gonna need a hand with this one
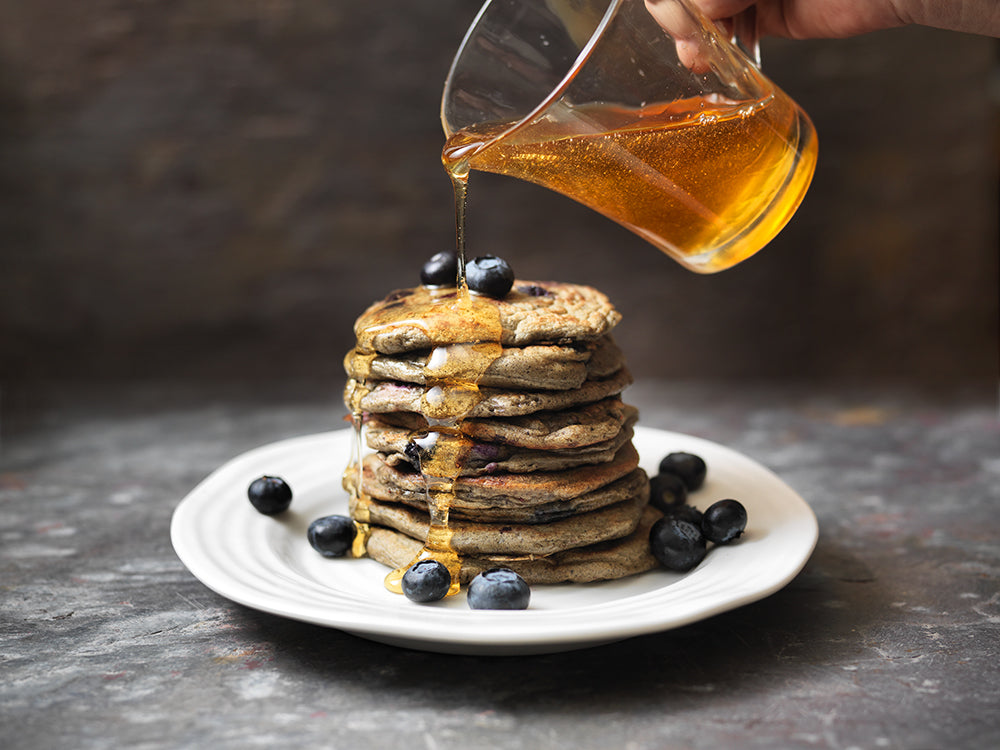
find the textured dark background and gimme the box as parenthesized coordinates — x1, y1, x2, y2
(1, 1, 996, 387)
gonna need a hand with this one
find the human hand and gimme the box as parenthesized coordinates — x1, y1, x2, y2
(648, 0, 1000, 40)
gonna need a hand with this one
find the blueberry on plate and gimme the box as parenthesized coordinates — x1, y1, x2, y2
(658, 452, 707, 492)
(467, 567, 530, 610)
(466, 255, 514, 298)
(307, 515, 357, 558)
(401, 559, 452, 603)
(661, 503, 704, 527)
(421, 251, 458, 287)
(649, 516, 707, 572)
(247, 475, 293, 515)
(648, 472, 688, 513)
(701, 499, 747, 544)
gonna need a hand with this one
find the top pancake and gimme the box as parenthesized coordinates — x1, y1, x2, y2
(354, 281, 621, 355)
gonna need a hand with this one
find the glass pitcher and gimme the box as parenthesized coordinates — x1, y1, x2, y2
(441, 0, 817, 273)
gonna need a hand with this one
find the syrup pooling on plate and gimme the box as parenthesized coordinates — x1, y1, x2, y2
(350, 284, 504, 595)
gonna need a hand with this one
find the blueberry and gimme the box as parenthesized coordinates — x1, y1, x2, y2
(401, 559, 452, 603)
(661, 503, 704, 527)
(421, 251, 458, 287)
(467, 567, 530, 610)
(403, 439, 422, 470)
(516, 284, 552, 297)
(648, 472, 688, 513)
(658, 452, 707, 491)
(383, 288, 411, 303)
(466, 255, 514, 298)
(307, 515, 357, 557)
(247, 475, 292, 515)
(701, 499, 747, 544)
(649, 516, 707, 572)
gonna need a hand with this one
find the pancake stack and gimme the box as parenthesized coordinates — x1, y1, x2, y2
(343, 280, 660, 585)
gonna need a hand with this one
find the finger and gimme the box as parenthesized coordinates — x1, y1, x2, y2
(685, 0, 757, 21)
(675, 39, 713, 74)
(644, 0, 704, 39)
(644, 0, 715, 72)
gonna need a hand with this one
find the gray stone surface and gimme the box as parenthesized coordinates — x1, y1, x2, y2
(2, 380, 998, 749)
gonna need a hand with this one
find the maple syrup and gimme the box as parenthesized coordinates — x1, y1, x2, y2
(347, 280, 503, 595)
(442, 93, 816, 272)
(345, 351, 375, 558)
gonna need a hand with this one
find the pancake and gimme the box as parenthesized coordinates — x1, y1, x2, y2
(358, 441, 639, 507)
(371, 399, 637, 451)
(353, 487, 648, 556)
(354, 281, 622, 355)
(364, 505, 663, 585)
(344, 335, 624, 391)
(345, 367, 632, 420)
(369, 414, 636, 476)
(363, 464, 648, 523)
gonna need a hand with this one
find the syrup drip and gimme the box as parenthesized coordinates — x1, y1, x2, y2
(381, 293, 503, 595)
(347, 165, 502, 594)
(345, 351, 375, 556)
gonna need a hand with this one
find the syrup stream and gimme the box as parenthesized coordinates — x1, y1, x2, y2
(451, 168, 469, 285)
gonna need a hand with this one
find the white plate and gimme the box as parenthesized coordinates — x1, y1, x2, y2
(171, 427, 817, 655)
